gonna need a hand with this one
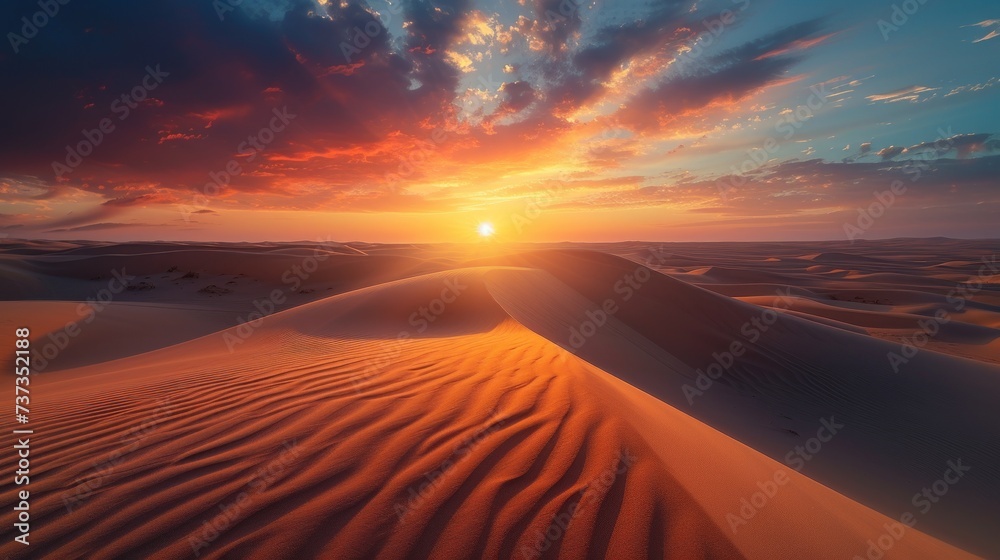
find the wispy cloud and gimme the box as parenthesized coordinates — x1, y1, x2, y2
(963, 19, 1000, 42)
(866, 85, 938, 103)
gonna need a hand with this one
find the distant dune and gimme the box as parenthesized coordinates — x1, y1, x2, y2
(1, 239, 998, 559)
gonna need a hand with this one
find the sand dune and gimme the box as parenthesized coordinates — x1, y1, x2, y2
(2, 239, 998, 559)
(0, 266, 977, 560)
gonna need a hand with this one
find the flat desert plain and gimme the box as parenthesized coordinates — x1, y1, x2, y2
(1, 238, 999, 559)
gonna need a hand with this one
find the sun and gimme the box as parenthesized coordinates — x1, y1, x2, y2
(477, 222, 495, 238)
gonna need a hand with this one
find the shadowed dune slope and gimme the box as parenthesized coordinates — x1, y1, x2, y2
(471, 251, 1000, 557)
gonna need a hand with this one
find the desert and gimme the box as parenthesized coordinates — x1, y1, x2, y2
(1, 238, 998, 559)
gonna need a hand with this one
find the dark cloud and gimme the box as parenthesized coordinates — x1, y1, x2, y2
(538, 2, 694, 114)
(846, 134, 997, 164)
(572, 2, 688, 78)
(494, 80, 536, 118)
(0, 0, 461, 198)
(403, 0, 472, 97)
(614, 54, 791, 130)
(530, 0, 586, 55)
(614, 18, 828, 131)
(907, 133, 996, 159)
(706, 18, 826, 65)
(877, 146, 905, 160)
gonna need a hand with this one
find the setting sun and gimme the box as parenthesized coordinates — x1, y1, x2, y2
(478, 222, 495, 238)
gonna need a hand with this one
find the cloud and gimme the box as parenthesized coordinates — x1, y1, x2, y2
(944, 76, 999, 97)
(529, 0, 586, 55)
(876, 146, 905, 160)
(528, 2, 695, 117)
(0, 213, 30, 230)
(963, 19, 1000, 42)
(403, 0, 473, 94)
(32, 204, 129, 231)
(490, 80, 537, 121)
(844, 133, 998, 163)
(866, 85, 938, 103)
(572, 2, 689, 78)
(44, 222, 148, 233)
(906, 133, 997, 159)
(0, 0, 499, 215)
(613, 18, 830, 131)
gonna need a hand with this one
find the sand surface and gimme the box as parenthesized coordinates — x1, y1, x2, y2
(1, 239, 998, 559)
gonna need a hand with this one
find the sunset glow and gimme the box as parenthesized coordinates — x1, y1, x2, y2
(0, 1, 997, 242)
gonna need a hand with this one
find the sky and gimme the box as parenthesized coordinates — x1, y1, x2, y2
(0, 0, 998, 243)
